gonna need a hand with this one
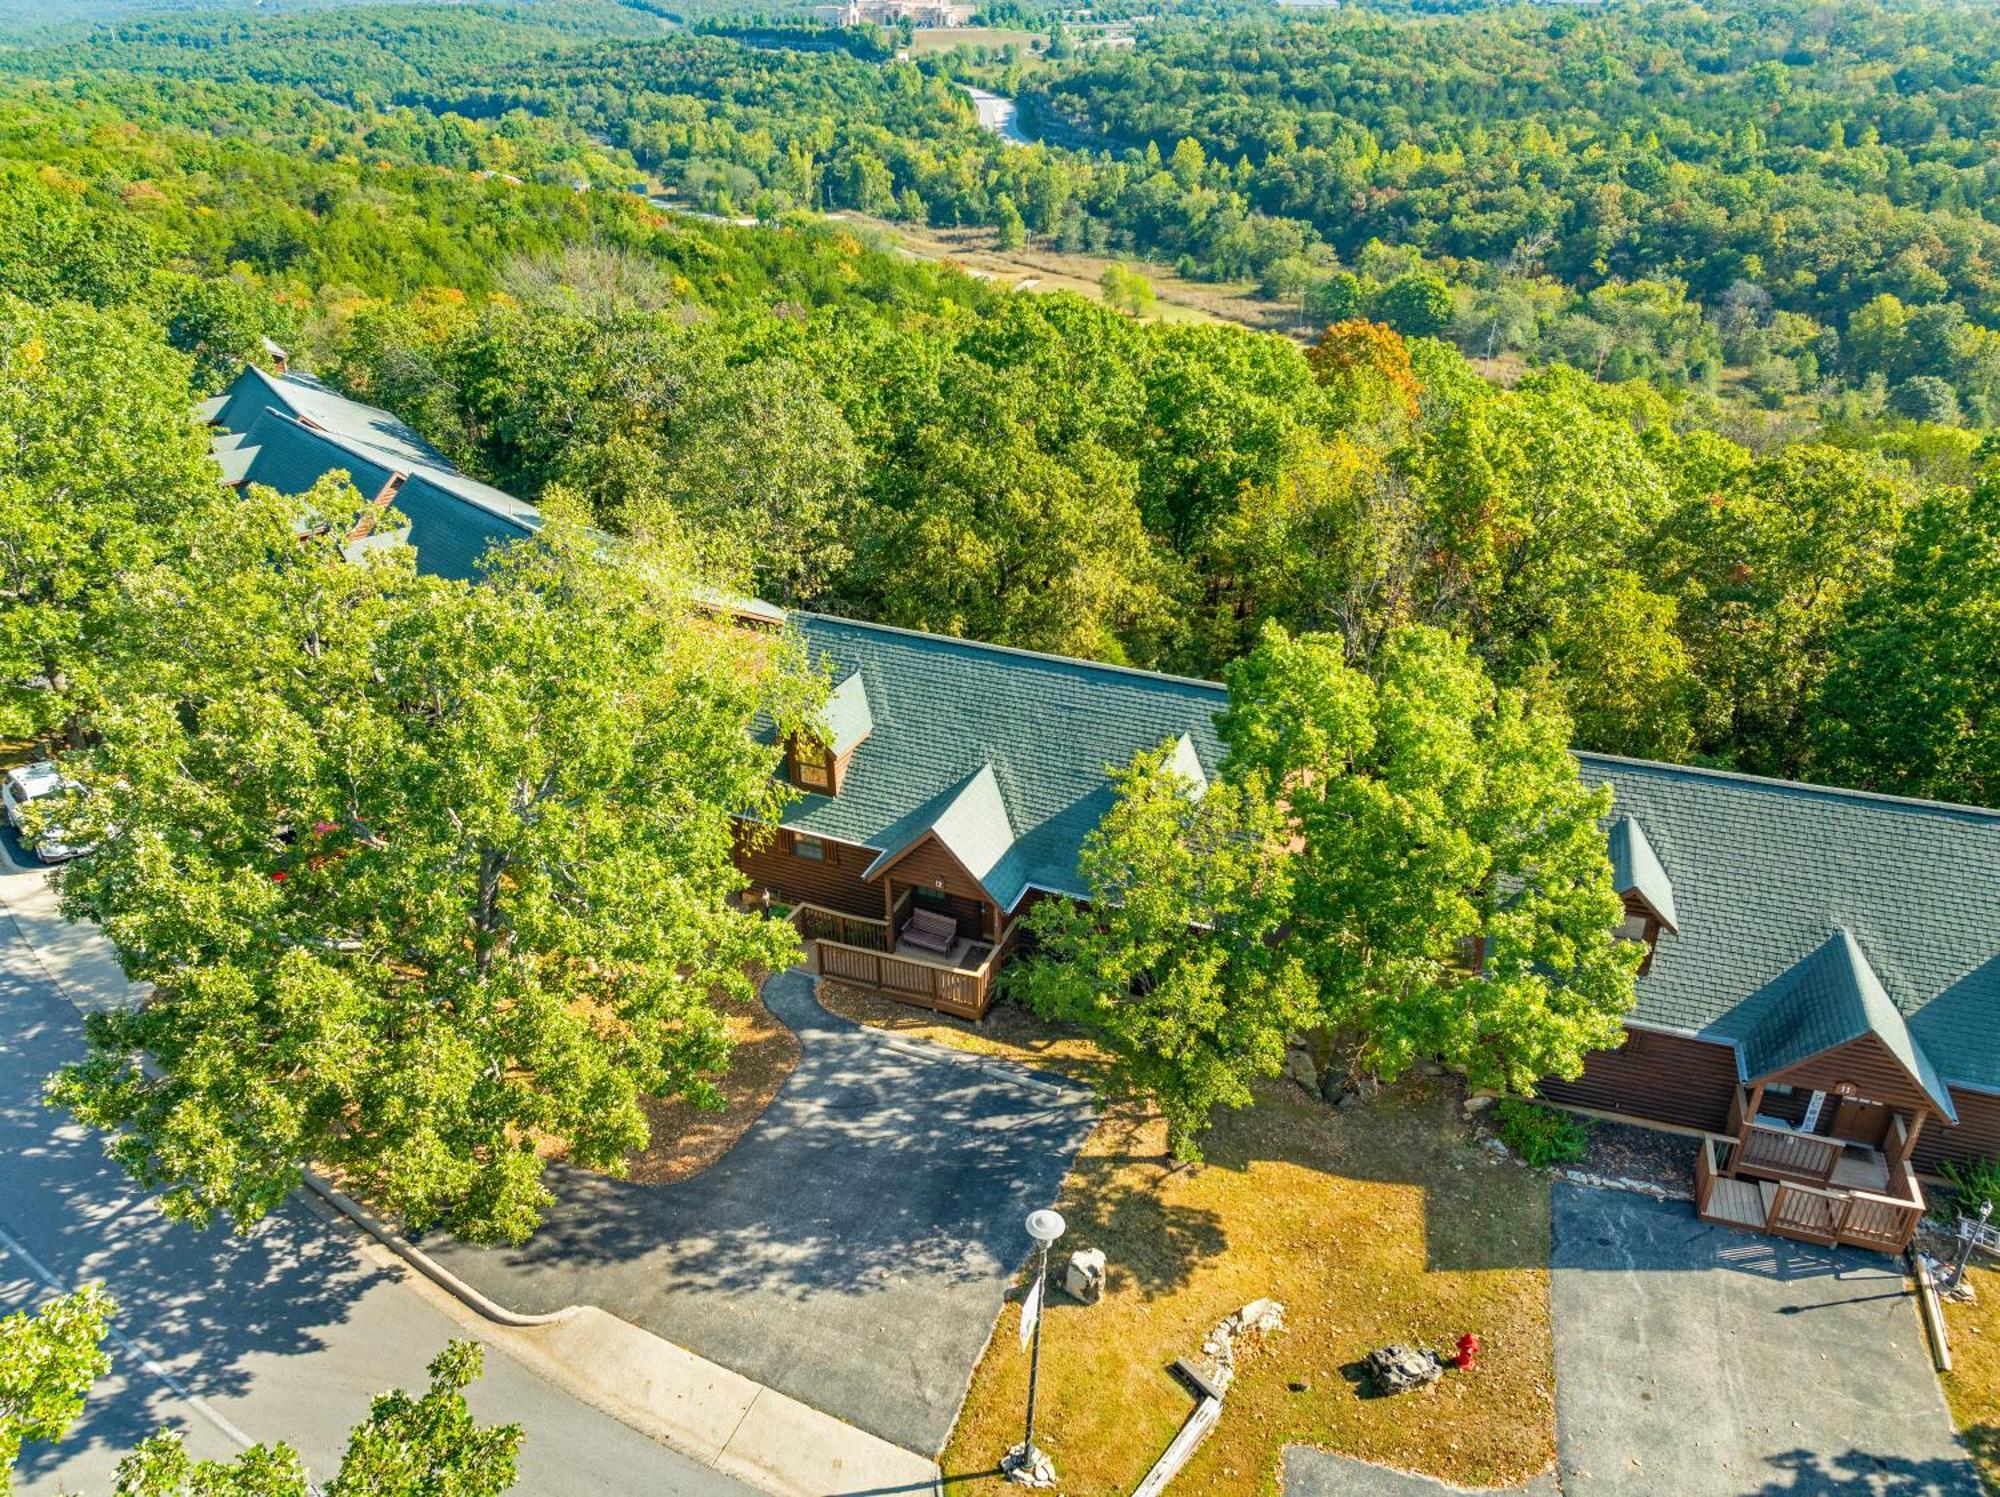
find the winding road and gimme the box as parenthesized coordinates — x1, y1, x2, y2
(962, 85, 1032, 145)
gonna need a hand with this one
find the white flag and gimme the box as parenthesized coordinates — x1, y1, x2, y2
(1018, 1273, 1044, 1350)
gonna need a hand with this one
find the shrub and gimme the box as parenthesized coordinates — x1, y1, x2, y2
(1939, 1156, 2000, 1217)
(1492, 1098, 1592, 1168)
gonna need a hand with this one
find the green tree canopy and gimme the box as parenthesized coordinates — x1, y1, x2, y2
(1009, 742, 1308, 1160)
(1651, 444, 1906, 777)
(50, 497, 811, 1243)
(2, 1286, 111, 1493)
(110, 1341, 519, 1497)
(0, 296, 227, 746)
(1815, 466, 2000, 805)
(1219, 623, 1639, 1094)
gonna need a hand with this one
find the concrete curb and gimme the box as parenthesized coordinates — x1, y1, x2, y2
(302, 1175, 942, 1497)
(1909, 1247, 1953, 1373)
(10, 856, 943, 1497)
(299, 1171, 571, 1329)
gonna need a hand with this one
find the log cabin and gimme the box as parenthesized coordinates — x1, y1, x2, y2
(1551, 753, 2000, 1253)
(734, 613, 1228, 1022)
(203, 360, 2000, 1254)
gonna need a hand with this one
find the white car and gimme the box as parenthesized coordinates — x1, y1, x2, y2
(2, 762, 95, 862)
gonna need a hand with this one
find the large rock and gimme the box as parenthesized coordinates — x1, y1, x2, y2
(1281, 1046, 1319, 1096)
(1364, 1342, 1445, 1394)
(1064, 1247, 1106, 1305)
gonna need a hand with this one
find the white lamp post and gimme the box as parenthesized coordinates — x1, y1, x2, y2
(1002, 1207, 1066, 1488)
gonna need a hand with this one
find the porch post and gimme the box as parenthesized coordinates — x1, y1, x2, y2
(1734, 1082, 1765, 1149)
(882, 877, 895, 942)
(1891, 1109, 1928, 1171)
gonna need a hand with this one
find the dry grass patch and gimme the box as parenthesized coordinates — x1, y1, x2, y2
(943, 1072, 1555, 1495)
(906, 25, 1042, 53)
(815, 981, 1111, 1085)
(1941, 1258, 2000, 1494)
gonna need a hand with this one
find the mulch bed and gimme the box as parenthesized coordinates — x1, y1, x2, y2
(1574, 1116, 1695, 1197)
(617, 989, 801, 1185)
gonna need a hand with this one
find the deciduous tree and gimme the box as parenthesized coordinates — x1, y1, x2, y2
(1815, 467, 2000, 805)
(1, 1286, 111, 1492)
(50, 503, 809, 1243)
(1010, 743, 1309, 1160)
(1219, 623, 1638, 1094)
(0, 298, 226, 747)
(108, 1341, 518, 1497)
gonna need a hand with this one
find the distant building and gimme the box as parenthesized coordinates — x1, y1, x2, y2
(815, 0, 976, 26)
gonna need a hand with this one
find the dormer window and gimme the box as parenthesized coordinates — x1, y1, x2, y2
(1607, 814, 1675, 975)
(791, 736, 834, 793)
(785, 670, 873, 797)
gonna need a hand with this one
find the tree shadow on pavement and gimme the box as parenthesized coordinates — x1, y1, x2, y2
(3, 991, 383, 1485)
(1744, 1445, 1986, 1496)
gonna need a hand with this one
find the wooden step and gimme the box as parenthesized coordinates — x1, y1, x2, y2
(1702, 1176, 1766, 1230)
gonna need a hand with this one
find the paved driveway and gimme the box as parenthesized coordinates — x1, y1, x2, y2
(426, 968, 1095, 1457)
(1286, 1184, 1978, 1497)
(1552, 1185, 1979, 1497)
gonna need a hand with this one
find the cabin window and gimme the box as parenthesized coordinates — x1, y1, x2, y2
(792, 736, 833, 793)
(1617, 913, 1651, 943)
(791, 834, 826, 861)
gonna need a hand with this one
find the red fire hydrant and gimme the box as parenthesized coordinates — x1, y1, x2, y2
(1454, 1333, 1480, 1371)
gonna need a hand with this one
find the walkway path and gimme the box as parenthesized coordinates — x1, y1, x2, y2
(428, 966, 1095, 1457)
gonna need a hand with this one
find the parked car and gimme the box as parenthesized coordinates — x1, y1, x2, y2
(2, 762, 96, 862)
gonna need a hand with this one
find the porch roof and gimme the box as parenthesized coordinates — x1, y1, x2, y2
(1734, 929, 1955, 1120)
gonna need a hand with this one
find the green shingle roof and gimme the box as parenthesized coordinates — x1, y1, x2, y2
(1580, 753, 2000, 1099)
(207, 366, 540, 581)
(773, 614, 1228, 912)
(821, 671, 875, 757)
(1609, 813, 1678, 930)
(1733, 929, 1955, 1119)
(862, 761, 1017, 889)
(233, 409, 398, 505)
(199, 364, 2000, 1110)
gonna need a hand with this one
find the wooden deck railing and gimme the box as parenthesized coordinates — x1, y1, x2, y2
(790, 900, 1023, 1021)
(790, 902, 890, 952)
(1696, 1131, 1926, 1253)
(1735, 1122, 1843, 1185)
(1759, 1173, 1925, 1251)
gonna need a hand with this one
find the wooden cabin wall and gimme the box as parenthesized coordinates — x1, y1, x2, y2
(732, 823, 881, 919)
(1538, 1027, 1740, 1133)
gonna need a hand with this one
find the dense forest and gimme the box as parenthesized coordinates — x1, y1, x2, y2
(1, 0, 1996, 813)
(22, 0, 2000, 429)
(9, 0, 2000, 1375)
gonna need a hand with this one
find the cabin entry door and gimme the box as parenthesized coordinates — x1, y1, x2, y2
(1829, 1096, 1892, 1148)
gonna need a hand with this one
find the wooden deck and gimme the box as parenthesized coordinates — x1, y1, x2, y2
(789, 900, 1019, 1020)
(1695, 1132, 1924, 1253)
(1703, 1175, 1766, 1231)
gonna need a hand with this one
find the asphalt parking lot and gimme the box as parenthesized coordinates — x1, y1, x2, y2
(426, 967, 1095, 1457)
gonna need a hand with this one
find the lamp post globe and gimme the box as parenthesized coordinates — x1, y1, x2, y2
(1026, 1208, 1066, 1246)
